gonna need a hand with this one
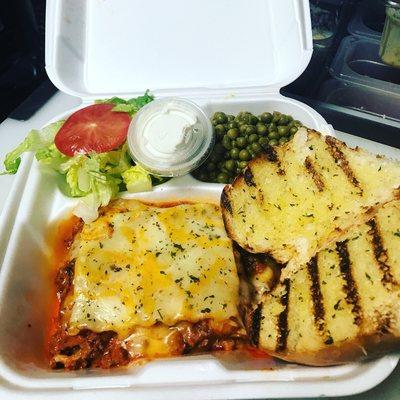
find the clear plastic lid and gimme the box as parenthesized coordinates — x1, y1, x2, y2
(127, 98, 214, 177)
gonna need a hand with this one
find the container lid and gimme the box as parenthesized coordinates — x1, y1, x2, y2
(45, 0, 313, 99)
(127, 97, 214, 177)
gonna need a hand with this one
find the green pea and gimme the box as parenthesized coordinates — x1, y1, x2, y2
(206, 162, 216, 172)
(222, 135, 232, 150)
(268, 131, 279, 140)
(259, 137, 269, 147)
(290, 126, 298, 135)
(269, 139, 278, 146)
(227, 128, 239, 139)
(217, 172, 229, 183)
(268, 122, 277, 131)
(239, 149, 251, 161)
(249, 115, 259, 125)
(246, 144, 253, 152)
(225, 160, 236, 171)
(230, 148, 240, 159)
(214, 124, 226, 137)
(272, 111, 281, 123)
(251, 142, 262, 153)
(245, 125, 257, 135)
(213, 112, 227, 124)
(248, 133, 259, 143)
(278, 126, 289, 137)
(236, 136, 248, 148)
(257, 124, 268, 135)
(293, 120, 302, 127)
(256, 122, 264, 130)
(260, 112, 272, 123)
(278, 115, 290, 126)
(231, 140, 237, 148)
(239, 124, 249, 134)
(224, 152, 231, 160)
(227, 115, 235, 122)
(238, 161, 248, 169)
(237, 112, 249, 124)
(227, 121, 238, 130)
(279, 137, 290, 145)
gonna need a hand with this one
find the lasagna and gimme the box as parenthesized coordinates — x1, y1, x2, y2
(50, 199, 245, 369)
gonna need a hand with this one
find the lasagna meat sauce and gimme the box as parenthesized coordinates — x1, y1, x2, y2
(50, 199, 246, 369)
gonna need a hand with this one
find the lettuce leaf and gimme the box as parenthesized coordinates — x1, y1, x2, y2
(2, 121, 65, 174)
(122, 165, 152, 193)
(97, 90, 154, 116)
(59, 154, 122, 221)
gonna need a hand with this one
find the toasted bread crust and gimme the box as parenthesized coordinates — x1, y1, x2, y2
(266, 334, 400, 366)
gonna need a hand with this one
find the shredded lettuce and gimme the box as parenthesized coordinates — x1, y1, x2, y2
(60, 154, 122, 221)
(1, 93, 158, 222)
(58, 150, 132, 221)
(122, 165, 152, 193)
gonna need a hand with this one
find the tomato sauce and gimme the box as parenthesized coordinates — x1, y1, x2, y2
(45, 215, 83, 361)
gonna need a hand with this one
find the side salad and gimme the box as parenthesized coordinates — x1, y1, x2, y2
(2, 92, 166, 222)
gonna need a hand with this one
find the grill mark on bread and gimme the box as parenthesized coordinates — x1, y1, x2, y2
(377, 312, 392, 335)
(221, 189, 232, 214)
(276, 279, 290, 352)
(307, 256, 326, 335)
(366, 218, 396, 286)
(260, 142, 278, 162)
(244, 168, 256, 187)
(304, 157, 325, 191)
(259, 143, 285, 175)
(250, 303, 263, 346)
(336, 240, 362, 326)
(325, 136, 363, 194)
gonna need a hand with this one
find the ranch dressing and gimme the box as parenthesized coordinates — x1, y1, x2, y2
(127, 98, 213, 177)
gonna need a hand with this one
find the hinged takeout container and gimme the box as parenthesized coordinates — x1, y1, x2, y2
(0, 0, 397, 398)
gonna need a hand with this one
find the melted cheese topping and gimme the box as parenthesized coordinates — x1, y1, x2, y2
(64, 200, 239, 338)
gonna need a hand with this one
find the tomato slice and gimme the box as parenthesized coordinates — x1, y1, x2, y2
(55, 104, 131, 156)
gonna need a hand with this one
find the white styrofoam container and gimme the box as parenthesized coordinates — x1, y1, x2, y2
(0, 0, 397, 398)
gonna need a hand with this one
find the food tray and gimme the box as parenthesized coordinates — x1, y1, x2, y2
(0, 0, 396, 398)
(329, 36, 400, 95)
(317, 78, 400, 123)
(0, 99, 398, 399)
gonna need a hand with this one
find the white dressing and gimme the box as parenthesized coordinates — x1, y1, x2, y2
(140, 104, 197, 158)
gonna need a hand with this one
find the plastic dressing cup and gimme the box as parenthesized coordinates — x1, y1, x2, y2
(127, 98, 214, 177)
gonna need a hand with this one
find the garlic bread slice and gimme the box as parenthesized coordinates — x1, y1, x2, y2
(221, 128, 400, 266)
(249, 201, 400, 366)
